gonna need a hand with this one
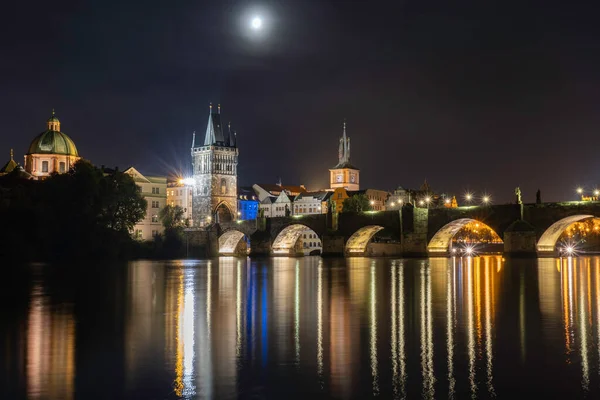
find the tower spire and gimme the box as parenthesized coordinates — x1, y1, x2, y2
(10, 148, 13, 161)
(191, 131, 196, 148)
(218, 104, 221, 114)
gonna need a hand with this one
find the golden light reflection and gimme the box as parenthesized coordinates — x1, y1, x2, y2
(447, 259, 456, 399)
(390, 261, 407, 399)
(484, 257, 496, 396)
(370, 262, 379, 396)
(466, 257, 476, 398)
(236, 260, 242, 357)
(420, 261, 435, 400)
(295, 261, 301, 366)
(317, 262, 324, 386)
(26, 284, 75, 400)
(540, 256, 600, 393)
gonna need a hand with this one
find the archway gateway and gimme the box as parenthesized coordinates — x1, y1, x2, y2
(215, 202, 233, 223)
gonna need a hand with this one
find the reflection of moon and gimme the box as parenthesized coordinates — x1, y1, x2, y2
(251, 16, 262, 30)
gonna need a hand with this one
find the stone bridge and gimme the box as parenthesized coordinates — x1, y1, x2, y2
(187, 201, 600, 257)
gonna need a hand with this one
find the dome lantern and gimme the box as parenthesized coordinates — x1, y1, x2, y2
(47, 109, 60, 131)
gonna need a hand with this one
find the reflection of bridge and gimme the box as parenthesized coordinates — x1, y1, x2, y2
(187, 201, 600, 257)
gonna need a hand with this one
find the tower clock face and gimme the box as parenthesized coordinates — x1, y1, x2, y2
(336, 174, 342, 182)
(350, 174, 356, 183)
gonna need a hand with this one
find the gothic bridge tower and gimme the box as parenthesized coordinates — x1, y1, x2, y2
(191, 104, 238, 226)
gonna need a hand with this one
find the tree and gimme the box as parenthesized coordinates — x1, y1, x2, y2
(342, 194, 372, 212)
(159, 204, 185, 230)
(0, 159, 148, 261)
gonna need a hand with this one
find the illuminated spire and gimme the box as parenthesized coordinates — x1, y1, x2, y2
(218, 104, 221, 114)
(191, 131, 196, 148)
(10, 148, 13, 161)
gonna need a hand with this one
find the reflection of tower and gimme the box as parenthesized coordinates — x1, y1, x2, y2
(27, 285, 75, 400)
(191, 104, 238, 226)
(329, 267, 355, 399)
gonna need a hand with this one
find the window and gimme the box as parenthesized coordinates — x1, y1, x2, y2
(152, 201, 159, 208)
(152, 230, 159, 237)
(135, 229, 143, 239)
(151, 187, 160, 194)
(303, 234, 307, 239)
(59, 162, 66, 173)
(152, 215, 158, 223)
(42, 161, 49, 173)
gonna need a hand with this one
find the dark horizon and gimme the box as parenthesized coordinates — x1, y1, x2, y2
(3, 0, 600, 203)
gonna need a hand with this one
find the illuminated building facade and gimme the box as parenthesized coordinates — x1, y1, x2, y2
(124, 167, 167, 240)
(238, 187, 259, 220)
(294, 191, 331, 215)
(24, 111, 81, 179)
(167, 180, 193, 226)
(329, 121, 359, 191)
(191, 104, 238, 226)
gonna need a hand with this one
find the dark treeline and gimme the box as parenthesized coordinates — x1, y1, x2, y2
(0, 160, 186, 262)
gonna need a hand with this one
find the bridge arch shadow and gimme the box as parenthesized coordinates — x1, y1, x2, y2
(537, 214, 595, 252)
(345, 225, 385, 255)
(272, 224, 321, 256)
(428, 218, 502, 254)
(218, 230, 249, 255)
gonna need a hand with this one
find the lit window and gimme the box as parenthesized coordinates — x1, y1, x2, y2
(152, 215, 158, 223)
(59, 162, 66, 173)
(41, 161, 49, 173)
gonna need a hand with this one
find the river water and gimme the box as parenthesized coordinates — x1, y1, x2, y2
(1, 256, 600, 399)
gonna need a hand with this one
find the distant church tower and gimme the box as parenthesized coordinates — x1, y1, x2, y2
(191, 104, 238, 226)
(329, 120, 359, 190)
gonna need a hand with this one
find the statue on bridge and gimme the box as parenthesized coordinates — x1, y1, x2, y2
(285, 204, 291, 217)
(515, 187, 522, 205)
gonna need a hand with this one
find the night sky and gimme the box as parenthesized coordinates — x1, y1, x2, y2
(2, 0, 600, 203)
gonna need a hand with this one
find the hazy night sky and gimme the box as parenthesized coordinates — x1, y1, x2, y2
(2, 0, 600, 203)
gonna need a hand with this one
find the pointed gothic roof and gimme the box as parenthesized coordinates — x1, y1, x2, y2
(202, 104, 235, 147)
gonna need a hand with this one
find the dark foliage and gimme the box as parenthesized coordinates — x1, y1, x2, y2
(0, 160, 147, 262)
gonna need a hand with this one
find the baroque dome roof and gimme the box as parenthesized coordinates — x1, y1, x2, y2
(27, 111, 79, 157)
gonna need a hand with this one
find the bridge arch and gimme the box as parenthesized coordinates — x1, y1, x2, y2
(537, 215, 595, 252)
(428, 218, 502, 253)
(272, 224, 322, 256)
(345, 225, 385, 255)
(218, 230, 249, 255)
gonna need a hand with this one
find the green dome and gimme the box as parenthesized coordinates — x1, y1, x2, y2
(27, 130, 79, 156)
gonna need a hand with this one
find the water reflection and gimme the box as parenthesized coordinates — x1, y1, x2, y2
(26, 284, 75, 400)
(5, 256, 600, 399)
(538, 256, 600, 395)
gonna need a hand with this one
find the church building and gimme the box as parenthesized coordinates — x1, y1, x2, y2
(24, 110, 80, 179)
(329, 121, 359, 191)
(191, 104, 238, 226)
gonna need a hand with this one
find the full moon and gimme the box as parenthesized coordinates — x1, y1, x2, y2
(251, 16, 262, 30)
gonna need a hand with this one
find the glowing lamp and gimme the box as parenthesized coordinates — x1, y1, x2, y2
(181, 178, 195, 186)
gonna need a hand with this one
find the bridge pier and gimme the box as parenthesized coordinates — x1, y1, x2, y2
(503, 220, 537, 257)
(249, 231, 272, 256)
(322, 235, 344, 256)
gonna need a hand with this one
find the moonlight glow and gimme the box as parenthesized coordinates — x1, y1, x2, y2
(251, 16, 263, 30)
